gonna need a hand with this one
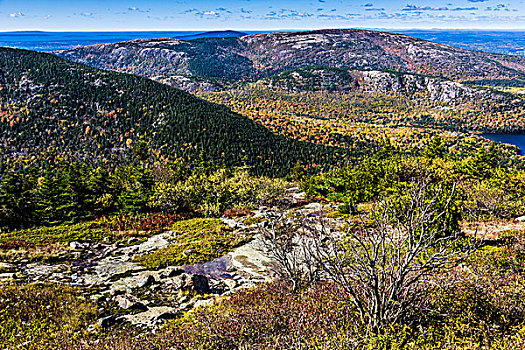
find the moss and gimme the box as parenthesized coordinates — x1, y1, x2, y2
(234, 255, 259, 269)
(0, 221, 107, 246)
(244, 216, 265, 226)
(324, 211, 349, 219)
(133, 218, 252, 269)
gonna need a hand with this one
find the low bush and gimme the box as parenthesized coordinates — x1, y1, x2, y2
(159, 281, 359, 350)
(150, 168, 289, 217)
(0, 283, 99, 350)
(222, 208, 253, 218)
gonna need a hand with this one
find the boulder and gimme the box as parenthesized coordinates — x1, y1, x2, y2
(169, 273, 210, 294)
(303, 202, 323, 211)
(0, 273, 16, 280)
(223, 278, 238, 290)
(127, 237, 139, 245)
(114, 294, 146, 310)
(0, 263, 16, 273)
(69, 241, 85, 250)
(183, 249, 198, 257)
(84, 259, 144, 286)
(109, 285, 127, 296)
(121, 306, 180, 328)
(90, 294, 106, 302)
(137, 274, 155, 288)
(97, 315, 116, 328)
(160, 266, 184, 279)
(193, 299, 213, 309)
(191, 274, 210, 294)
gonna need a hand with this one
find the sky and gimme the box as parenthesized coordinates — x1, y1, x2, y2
(0, 0, 524, 31)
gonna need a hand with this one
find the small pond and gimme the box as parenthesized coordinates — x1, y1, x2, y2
(482, 133, 525, 156)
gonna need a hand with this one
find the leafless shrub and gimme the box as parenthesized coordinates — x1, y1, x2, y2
(258, 213, 322, 292)
(260, 181, 479, 334)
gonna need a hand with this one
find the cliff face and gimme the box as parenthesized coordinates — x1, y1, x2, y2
(243, 67, 504, 105)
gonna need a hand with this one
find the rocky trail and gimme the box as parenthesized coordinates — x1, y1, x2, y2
(0, 190, 339, 330)
(6, 217, 272, 329)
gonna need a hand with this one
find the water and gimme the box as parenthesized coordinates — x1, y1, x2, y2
(393, 30, 525, 57)
(0, 30, 267, 52)
(482, 133, 525, 155)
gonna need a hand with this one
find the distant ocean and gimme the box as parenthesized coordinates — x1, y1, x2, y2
(393, 29, 525, 57)
(0, 31, 267, 52)
(0, 29, 524, 57)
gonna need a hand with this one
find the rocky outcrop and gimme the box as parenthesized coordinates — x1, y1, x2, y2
(155, 75, 240, 92)
(259, 67, 505, 104)
(1, 189, 341, 330)
(121, 306, 180, 328)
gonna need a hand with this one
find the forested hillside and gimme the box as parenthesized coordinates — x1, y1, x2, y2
(0, 47, 352, 177)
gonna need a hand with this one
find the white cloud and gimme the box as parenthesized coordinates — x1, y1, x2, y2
(9, 12, 24, 18)
(128, 7, 150, 13)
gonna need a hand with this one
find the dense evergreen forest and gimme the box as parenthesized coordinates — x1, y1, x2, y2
(0, 47, 353, 178)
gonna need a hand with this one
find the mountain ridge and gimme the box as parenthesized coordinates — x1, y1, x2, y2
(175, 30, 248, 41)
(56, 28, 525, 86)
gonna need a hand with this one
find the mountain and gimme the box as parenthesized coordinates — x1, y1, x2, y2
(174, 30, 247, 41)
(57, 37, 255, 81)
(0, 47, 352, 176)
(56, 29, 525, 86)
(115, 65, 508, 105)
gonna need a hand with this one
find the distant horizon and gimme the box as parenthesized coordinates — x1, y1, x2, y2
(1, 27, 523, 57)
(1, 27, 525, 34)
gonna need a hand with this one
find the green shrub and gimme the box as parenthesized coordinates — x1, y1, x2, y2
(244, 216, 265, 226)
(150, 168, 289, 216)
(463, 172, 525, 220)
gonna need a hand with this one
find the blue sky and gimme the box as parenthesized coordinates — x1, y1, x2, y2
(0, 0, 524, 31)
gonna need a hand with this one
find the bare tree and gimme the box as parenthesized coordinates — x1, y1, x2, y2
(258, 213, 321, 292)
(260, 181, 478, 334)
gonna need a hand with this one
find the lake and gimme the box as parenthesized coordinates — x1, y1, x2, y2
(482, 133, 525, 155)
